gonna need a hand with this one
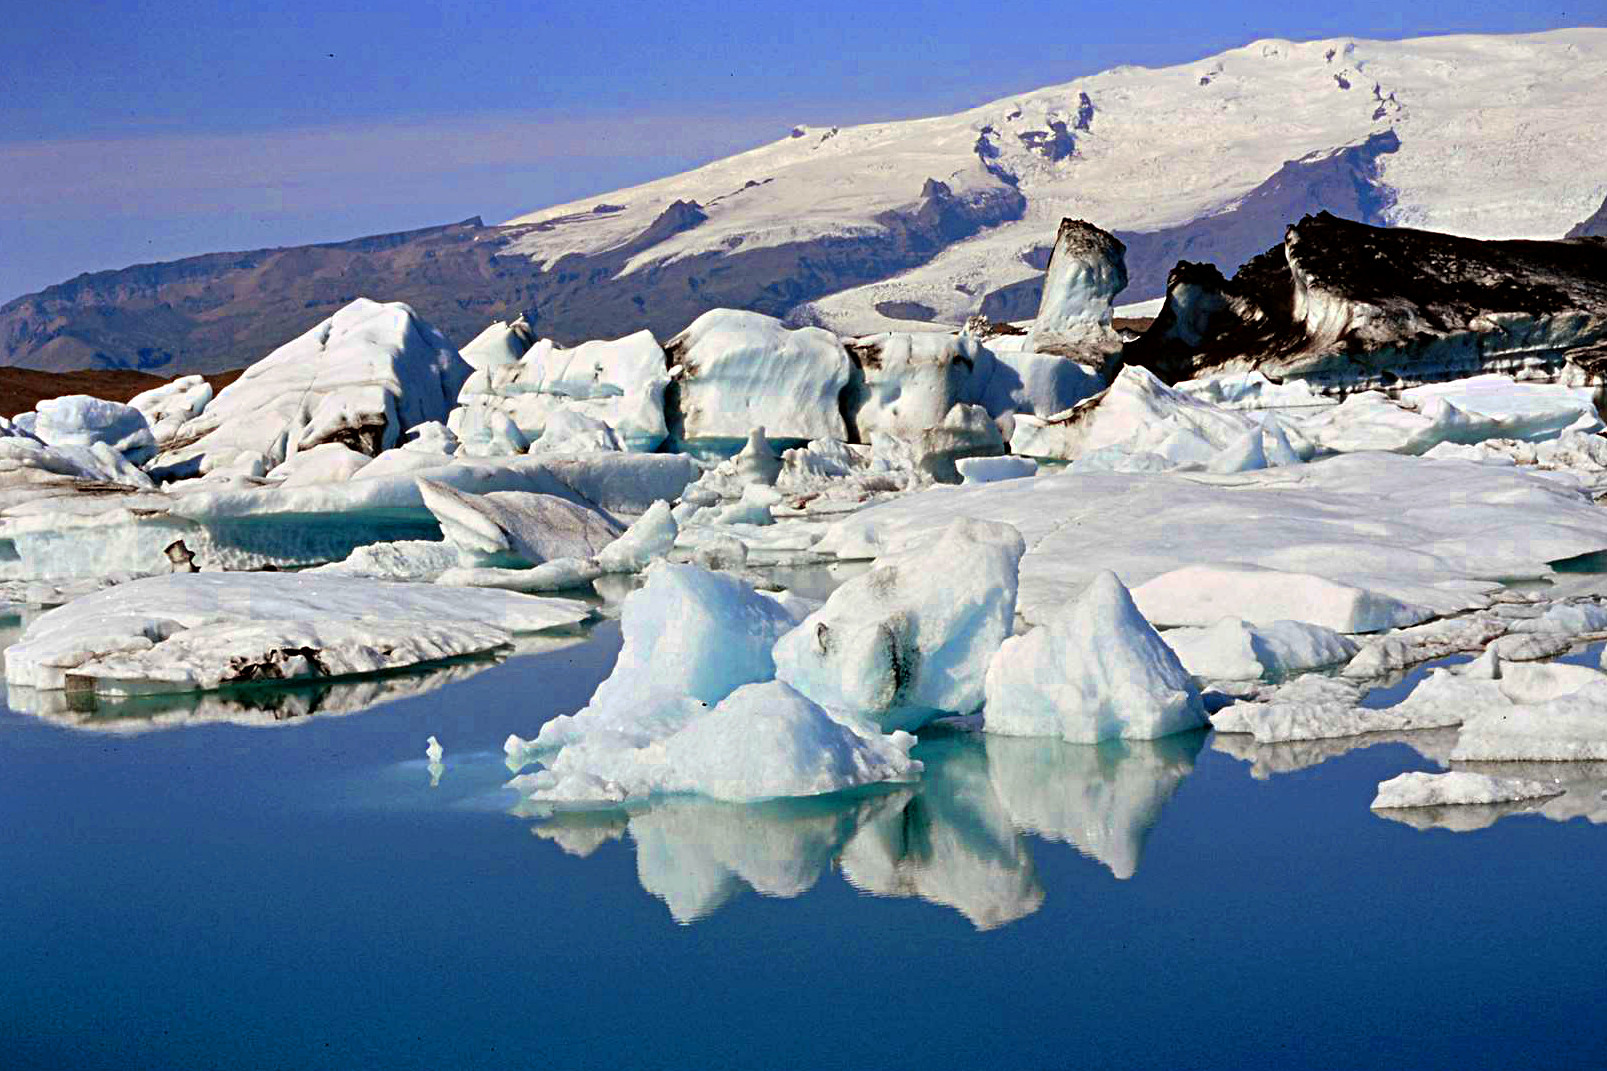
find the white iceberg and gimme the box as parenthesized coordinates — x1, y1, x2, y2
(128, 376, 215, 447)
(665, 309, 852, 445)
(150, 298, 468, 478)
(26, 395, 158, 464)
(513, 680, 921, 805)
(1451, 678, 1607, 761)
(774, 518, 1026, 731)
(984, 571, 1204, 743)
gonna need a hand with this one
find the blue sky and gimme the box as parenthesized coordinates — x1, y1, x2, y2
(0, 0, 1594, 302)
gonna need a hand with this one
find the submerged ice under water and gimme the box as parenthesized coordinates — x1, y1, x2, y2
(3, 610, 1607, 1070)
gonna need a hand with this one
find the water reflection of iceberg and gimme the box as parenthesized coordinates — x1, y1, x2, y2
(1374, 760, 1607, 832)
(842, 734, 1044, 931)
(523, 727, 1204, 928)
(4, 631, 590, 733)
(985, 731, 1205, 880)
(1211, 728, 1458, 779)
(5, 657, 502, 733)
(534, 793, 903, 924)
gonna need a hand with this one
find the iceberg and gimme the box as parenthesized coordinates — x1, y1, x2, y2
(3, 572, 592, 693)
(26, 395, 157, 464)
(984, 571, 1204, 743)
(774, 518, 1026, 731)
(665, 309, 852, 446)
(128, 376, 214, 447)
(523, 563, 809, 755)
(1451, 678, 1607, 761)
(512, 680, 921, 805)
(1131, 563, 1426, 633)
(454, 328, 669, 452)
(150, 298, 468, 478)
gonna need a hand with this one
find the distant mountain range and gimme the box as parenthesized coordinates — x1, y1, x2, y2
(4, 28, 1605, 375)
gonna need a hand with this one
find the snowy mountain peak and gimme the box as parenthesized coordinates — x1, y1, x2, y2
(502, 28, 1607, 336)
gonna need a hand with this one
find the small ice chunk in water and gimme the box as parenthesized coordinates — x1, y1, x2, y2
(984, 571, 1204, 743)
(426, 735, 445, 787)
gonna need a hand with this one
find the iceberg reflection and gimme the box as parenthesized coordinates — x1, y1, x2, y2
(1212, 727, 1458, 779)
(985, 731, 1204, 880)
(5, 657, 503, 733)
(523, 728, 1205, 927)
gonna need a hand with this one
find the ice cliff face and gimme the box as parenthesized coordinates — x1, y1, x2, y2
(1124, 212, 1607, 394)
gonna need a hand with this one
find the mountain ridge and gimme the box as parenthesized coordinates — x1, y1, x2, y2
(4, 27, 1604, 374)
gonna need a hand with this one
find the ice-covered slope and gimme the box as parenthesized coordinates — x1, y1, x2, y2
(504, 29, 1607, 334)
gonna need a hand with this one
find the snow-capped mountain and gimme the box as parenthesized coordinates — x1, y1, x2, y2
(4, 28, 1604, 374)
(504, 27, 1607, 333)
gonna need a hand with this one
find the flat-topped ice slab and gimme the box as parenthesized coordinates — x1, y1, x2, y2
(815, 452, 1607, 629)
(4, 572, 592, 693)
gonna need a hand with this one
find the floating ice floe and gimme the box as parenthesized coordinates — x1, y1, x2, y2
(1371, 770, 1563, 810)
(1132, 563, 1423, 633)
(984, 571, 1204, 743)
(0, 451, 696, 581)
(774, 518, 1026, 732)
(665, 310, 852, 447)
(814, 452, 1607, 631)
(1451, 678, 1607, 761)
(1162, 617, 1358, 690)
(1173, 371, 1334, 411)
(1292, 379, 1603, 456)
(1009, 365, 1271, 465)
(149, 298, 468, 479)
(2, 571, 591, 694)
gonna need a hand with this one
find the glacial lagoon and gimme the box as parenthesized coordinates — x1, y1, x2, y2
(4, 615, 1605, 1071)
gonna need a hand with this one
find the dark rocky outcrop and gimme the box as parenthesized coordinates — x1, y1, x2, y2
(1123, 212, 1607, 393)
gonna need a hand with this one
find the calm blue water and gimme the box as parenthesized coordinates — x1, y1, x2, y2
(3, 623, 1606, 1070)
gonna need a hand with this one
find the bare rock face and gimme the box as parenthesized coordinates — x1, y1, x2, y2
(1124, 213, 1607, 394)
(1025, 220, 1129, 366)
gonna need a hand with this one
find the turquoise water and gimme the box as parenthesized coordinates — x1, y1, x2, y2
(4, 624, 1606, 1070)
